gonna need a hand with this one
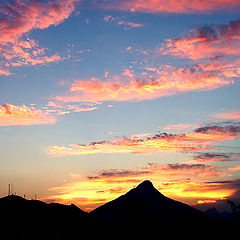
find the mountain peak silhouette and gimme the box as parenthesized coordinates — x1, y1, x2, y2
(135, 179, 155, 190)
(125, 179, 164, 200)
(90, 180, 206, 230)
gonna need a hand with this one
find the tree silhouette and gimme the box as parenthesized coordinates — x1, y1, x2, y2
(227, 200, 240, 221)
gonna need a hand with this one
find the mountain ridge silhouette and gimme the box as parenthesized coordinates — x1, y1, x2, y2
(0, 180, 238, 239)
(0, 193, 91, 239)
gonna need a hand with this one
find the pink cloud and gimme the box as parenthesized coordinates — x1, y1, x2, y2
(6, 44, 62, 67)
(160, 18, 240, 60)
(0, 0, 79, 71)
(0, 0, 79, 44)
(0, 68, 12, 76)
(212, 109, 240, 120)
(125, 46, 132, 51)
(0, 103, 57, 126)
(54, 65, 232, 103)
(98, 0, 240, 13)
(197, 59, 240, 78)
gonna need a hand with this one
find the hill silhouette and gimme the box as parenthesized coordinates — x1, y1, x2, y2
(0, 194, 92, 239)
(0, 180, 238, 239)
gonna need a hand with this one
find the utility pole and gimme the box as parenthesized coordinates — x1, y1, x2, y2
(8, 184, 10, 195)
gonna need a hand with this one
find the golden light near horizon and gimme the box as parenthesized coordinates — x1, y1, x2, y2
(45, 162, 237, 211)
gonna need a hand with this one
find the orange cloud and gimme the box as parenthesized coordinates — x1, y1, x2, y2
(47, 121, 240, 157)
(229, 166, 240, 172)
(176, 132, 236, 142)
(46, 136, 209, 157)
(90, 163, 226, 181)
(47, 122, 240, 157)
(197, 199, 217, 204)
(0, 103, 57, 126)
(158, 181, 235, 200)
(98, 0, 240, 13)
(55, 65, 231, 103)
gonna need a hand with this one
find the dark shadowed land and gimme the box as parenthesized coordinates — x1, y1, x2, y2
(1, 180, 239, 239)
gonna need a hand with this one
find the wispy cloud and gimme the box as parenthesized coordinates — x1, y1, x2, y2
(193, 152, 240, 163)
(212, 109, 240, 120)
(96, 0, 240, 14)
(0, 99, 101, 127)
(54, 64, 232, 103)
(46, 121, 240, 157)
(229, 165, 240, 172)
(89, 163, 225, 180)
(45, 101, 99, 115)
(0, 103, 57, 126)
(0, 68, 12, 76)
(163, 123, 201, 131)
(2, 39, 62, 67)
(103, 15, 143, 30)
(46, 135, 207, 157)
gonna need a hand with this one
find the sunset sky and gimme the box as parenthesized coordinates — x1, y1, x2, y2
(0, 0, 240, 212)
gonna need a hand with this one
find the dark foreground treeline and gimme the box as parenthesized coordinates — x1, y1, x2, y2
(1, 181, 239, 239)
